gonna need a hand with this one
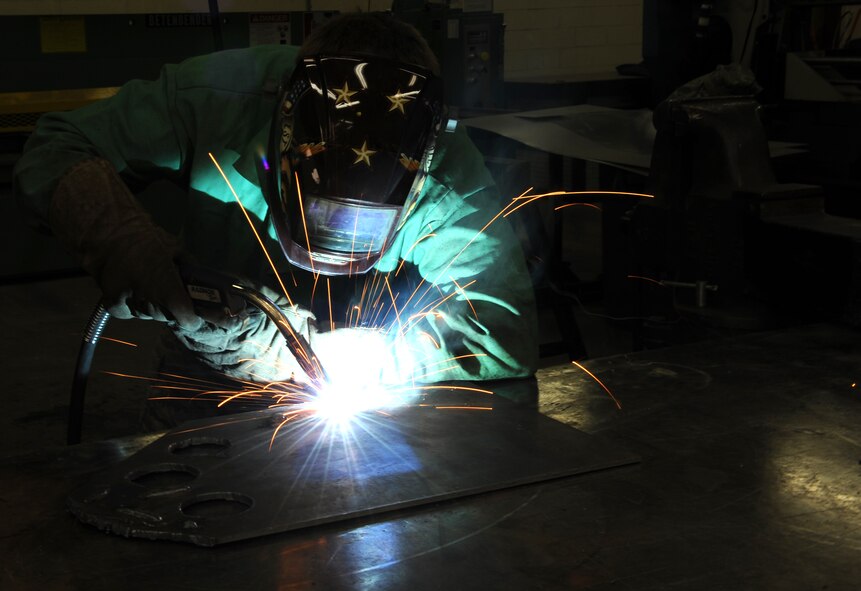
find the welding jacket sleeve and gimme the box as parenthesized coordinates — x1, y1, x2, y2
(12, 47, 293, 328)
(373, 126, 540, 382)
(10, 64, 209, 328)
(12, 46, 294, 272)
(11, 44, 199, 310)
(48, 157, 202, 329)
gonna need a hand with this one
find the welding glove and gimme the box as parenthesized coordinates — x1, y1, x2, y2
(172, 285, 317, 383)
(50, 158, 202, 330)
(174, 287, 414, 385)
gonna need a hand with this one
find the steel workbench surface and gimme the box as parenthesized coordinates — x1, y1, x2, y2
(3, 322, 860, 590)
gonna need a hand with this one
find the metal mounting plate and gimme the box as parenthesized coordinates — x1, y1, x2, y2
(68, 390, 637, 546)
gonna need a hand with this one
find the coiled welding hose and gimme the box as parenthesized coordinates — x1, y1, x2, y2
(66, 283, 327, 445)
(67, 303, 111, 444)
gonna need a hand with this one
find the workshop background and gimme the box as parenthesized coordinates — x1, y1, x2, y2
(2, 0, 861, 447)
(3, 1, 861, 589)
(0, 0, 861, 512)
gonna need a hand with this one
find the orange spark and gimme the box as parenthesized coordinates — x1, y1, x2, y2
(209, 152, 315, 369)
(394, 276, 427, 326)
(395, 233, 437, 276)
(572, 360, 622, 410)
(504, 189, 653, 219)
(358, 270, 374, 309)
(348, 305, 362, 328)
(451, 276, 478, 320)
(435, 353, 487, 365)
(366, 272, 392, 326)
(208, 152, 294, 307)
(100, 337, 137, 347)
(349, 207, 360, 277)
(554, 202, 602, 211)
(160, 372, 244, 388)
(173, 416, 263, 436)
(418, 364, 463, 379)
(148, 396, 220, 401)
(216, 390, 266, 408)
(388, 384, 494, 395)
(398, 279, 476, 336)
(311, 273, 321, 309)
(103, 371, 226, 391)
(418, 330, 440, 349)
(384, 275, 403, 329)
(269, 412, 300, 450)
(627, 274, 665, 287)
(294, 171, 316, 275)
(151, 385, 209, 393)
(405, 188, 546, 312)
(327, 277, 335, 331)
(513, 190, 654, 201)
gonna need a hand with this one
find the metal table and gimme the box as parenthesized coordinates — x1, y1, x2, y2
(3, 322, 861, 590)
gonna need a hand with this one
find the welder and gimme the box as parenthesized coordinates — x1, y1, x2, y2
(13, 13, 537, 399)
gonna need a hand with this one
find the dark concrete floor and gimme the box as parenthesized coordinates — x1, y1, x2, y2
(5, 321, 861, 590)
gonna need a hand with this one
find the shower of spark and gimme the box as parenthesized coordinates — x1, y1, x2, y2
(105, 156, 650, 442)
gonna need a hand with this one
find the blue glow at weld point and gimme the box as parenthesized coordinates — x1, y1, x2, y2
(294, 327, 417, 427)
(261, 155, 270, 171)
(306, 383, 397, 427)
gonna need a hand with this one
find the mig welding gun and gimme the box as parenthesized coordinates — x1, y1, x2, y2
(66, 265, 329, 444)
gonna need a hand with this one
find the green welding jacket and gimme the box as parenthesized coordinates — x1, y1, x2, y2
(14, 45, 538, 382)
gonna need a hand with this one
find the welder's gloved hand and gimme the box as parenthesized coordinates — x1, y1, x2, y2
(173, 285, 317, 383)
(50, 158, 202, 330)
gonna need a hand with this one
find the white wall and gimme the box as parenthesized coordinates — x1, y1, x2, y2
(498, 0, 643, 80)
(0, 0, 643, 79)
(0, 1, 388, 14)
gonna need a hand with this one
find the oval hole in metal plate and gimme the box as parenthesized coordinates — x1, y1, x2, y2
(169, 437, 231, 457)
(127, 463, 200, 488)
(181, 492, 253, 518)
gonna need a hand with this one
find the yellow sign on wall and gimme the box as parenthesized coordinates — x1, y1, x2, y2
(40, 17, 87, 54)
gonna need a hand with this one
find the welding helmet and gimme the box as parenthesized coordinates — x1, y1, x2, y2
(263, 54, 445, 276)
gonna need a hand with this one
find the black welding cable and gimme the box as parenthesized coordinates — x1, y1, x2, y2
(65, 282, 310, 444)
(67, 303, 110, 445)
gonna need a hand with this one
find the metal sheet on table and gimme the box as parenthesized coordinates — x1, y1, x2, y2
(463, 105, 808, 175)
(67, 391, 637, 546)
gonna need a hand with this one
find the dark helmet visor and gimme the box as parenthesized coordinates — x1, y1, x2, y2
(264, 55, 444, 275)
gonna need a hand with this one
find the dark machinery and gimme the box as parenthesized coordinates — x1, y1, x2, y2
(622, 95, 861, 341)
(392, 1, 504, 110)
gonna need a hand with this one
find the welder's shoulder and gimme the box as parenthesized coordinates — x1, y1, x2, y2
(427, 124, 496, 202)
(171, 45, 299, 96)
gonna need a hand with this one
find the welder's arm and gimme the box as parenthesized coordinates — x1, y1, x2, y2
(399, 186, 539, 382)
(11, 64, 202, 325)
(50, 158, 201, 329)
(13, 65, 189, 230)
